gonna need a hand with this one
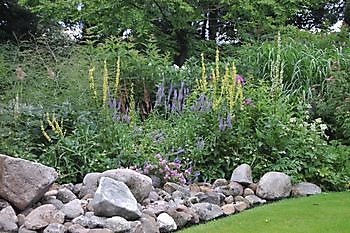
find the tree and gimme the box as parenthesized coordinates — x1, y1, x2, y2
(20, 0, 346, 65)
(0, 0, 37, 41)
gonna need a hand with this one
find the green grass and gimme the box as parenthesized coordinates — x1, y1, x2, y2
(179, 192, 350, 233)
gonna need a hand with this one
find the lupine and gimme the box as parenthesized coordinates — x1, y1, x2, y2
(115, 56, 120, 99)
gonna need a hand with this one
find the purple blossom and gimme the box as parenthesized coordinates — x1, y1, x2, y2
(155, 153, 162, 160)
(174, 157, 181, 164)
(235, 74, 245, 85)
(227, 112, 233, 129)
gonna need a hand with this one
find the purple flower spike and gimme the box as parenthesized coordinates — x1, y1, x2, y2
(227, 112, 233, 129)
(235, 74, 245, 85)
(219, 117, 226, 132)
(155, 154, 162, 160)
(174, 157, 181, 164)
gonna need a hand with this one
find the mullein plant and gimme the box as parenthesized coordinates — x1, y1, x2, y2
(41, 112, 66, 142)
(271, 32, 284, 97)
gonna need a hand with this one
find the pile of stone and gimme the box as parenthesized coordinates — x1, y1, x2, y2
(0, 154, 322, 233)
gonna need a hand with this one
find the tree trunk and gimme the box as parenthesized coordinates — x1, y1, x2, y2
(174, 30, 189, 67)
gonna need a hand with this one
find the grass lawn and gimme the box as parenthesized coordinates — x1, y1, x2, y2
(179, 191, 350, 233)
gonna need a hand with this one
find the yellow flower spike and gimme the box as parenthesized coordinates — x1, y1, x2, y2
(40, 120, 52, 142)
(215, 48, 220, 79)
(88, 66, 97, 100)
(221, 64, 229, 99)
(103, 60, 109, 107)
(200, 53, 208, 94)
(115, 56, 120, 99)
(46, 112, 55, 132)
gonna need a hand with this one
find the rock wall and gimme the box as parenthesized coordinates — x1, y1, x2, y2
(0, 155, 322, 233)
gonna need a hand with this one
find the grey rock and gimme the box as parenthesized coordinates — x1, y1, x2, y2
(105, 216, 131, 233)
(61, 199, 84, 219)
(24, 204, 65, 230)
(92, 177, 141, 220)
(233, 201, 249, 212)
(41, 197, 64, 210)
(212, 179, 228, 188)
(230, 164, 253, 185)
(195, 192, 222, 205)
(0, 154, 58, 210)
(245, 195, 266, 205)
(166, 205, 199, 228)
(256, 172, 292, 200)
(102, 169, 153, 202)
(163, 183, 190, 195)
(57, 188, 77, 203)
(215, 182, 243, 197)
(18, 225, 37, 233)
(140, 214, 159, 233)
(157, 213, 177, 232)
(79, 173, 102, 198)
(72, 212, 106, 229)
(292, 182, 322, 197)
(0, 205, 18, 232)
(88, 229, 113, 233)
(144, 200, 170, 216)
(43, 223, 65, 233)
(148, 191, 161, 203)
(191, 203, 224, 221)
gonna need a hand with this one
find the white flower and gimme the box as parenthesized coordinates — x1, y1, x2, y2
(320, 124, 327, 131)
(315, 118, 322, 124)
(289, 117, 297, 123)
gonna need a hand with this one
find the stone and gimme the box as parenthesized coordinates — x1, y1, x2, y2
(92, 177, 142, 220)
(195, 192, 222, 205)
(24, 204, 65, 230)
(43, 223, 65, 233)
(18, 213, 26, 226)
(72, 212, 106, 229)
(57, 188, 77, 203)
(18, 225, 37, 233)
(148, 191, 161, 203)
(88, 229, 112, 233)
(79, 173, 102, 198)
(292, 182, 322, 197)
(221, 204, 236, 215)
(0, 205, 18, 232)
(212, 179, 228, 188)
(157, 213, 177, 232)
(256, 172, 292, 200)
(163, 182, 190, 195)
(233, 201, 249, 212)
(224, 195, 234, 204)
(61, 199, 84, 219)
(243, 188, 255, 197)
(234, 196, 251, 206)
(0, 154, 58, 210)
(67, 223, 89, 233)
(245, 195, 266, 205)
(247, 183, 258, 192)
(144, 200, 170, 216)
(191, 203, 224, 221)
(139, 214, 159, 233)
(156, 189, 172, 202)
(166, 205, 199, 228)
(230, 164, 253, 185)
(215, 182, 243, 197)
(105, 216, 131, 233)
(102, 169, 153, 202)
(41, 197, 64, 209)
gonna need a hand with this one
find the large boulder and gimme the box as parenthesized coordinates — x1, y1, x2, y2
(230, 164, 253, 185)
(291, 182, 322, 197)
(0, 154, 58, 209)
(80, 169, 152, 202)
(157, 213, 177, 232)
(92, 177, 142, 220)
(256, 172, 291, 200)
